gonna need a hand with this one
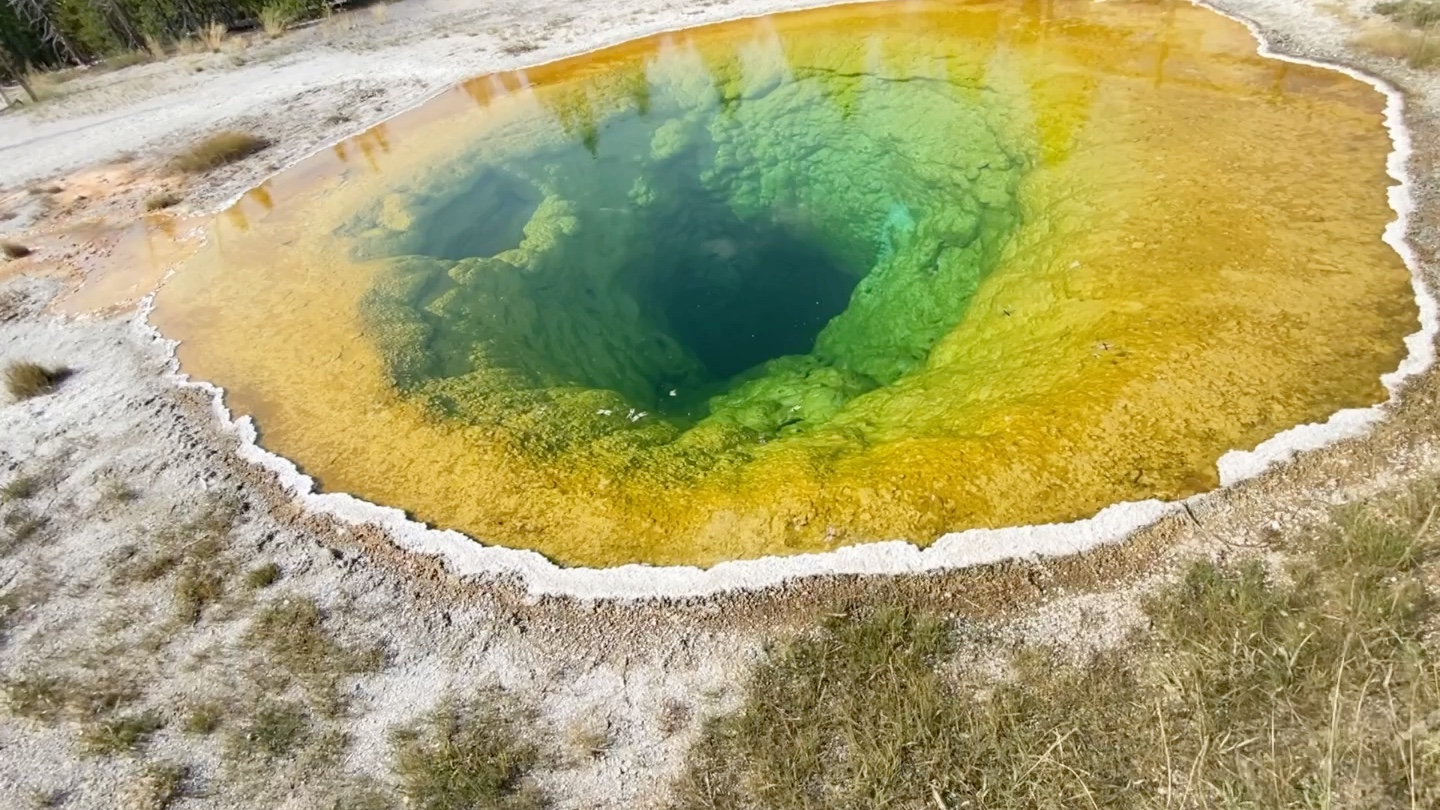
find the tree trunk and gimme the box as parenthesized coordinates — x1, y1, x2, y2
(0, 46, 37, 102)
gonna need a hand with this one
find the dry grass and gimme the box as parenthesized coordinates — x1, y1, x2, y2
(566, 716, 611, 760)
(201, 21, 228, 52)
(103, 51, 153, 71)
(226, 699, 311, 761)
(0, 291, 20, 323)
(20, 70, 71, 102)
(118, 761, 186, 810)
(390, 694, 546, 810)
(100, 476, 140, 505)
(244, 561, 282, 589)
(220, 35, 254, 57)
(0, 576, 53, 637)
(243, 596, 383, 712)
(1, 673, 68, 722)
(1360, 0, 1440, 67)
(2, 670, 139, 725)
(673, 483, 1440, 809)
(260, 2, 296, 37)
(1, 474, 38, 502)
(79, 710, 164, 756)
(181, 700, 226, 735)
(115, 545, 184, 584)
(657, 698, 692, 737)
(324, 779, 398, 810)
(113, 499, 233, 586)
(170, 131, 271, 173)
(1377, 0, 1440, 26)
(143, 34, 170, 59)
(173, 562, 224, 623)
(2, 510, 47, 553)
(2, 241, 31, 259)
(1412, 25, 1440, 66)
(500, 40, 540, 56)
(1354, 21, 1440, 67)
(5, 361, 68, 400)
(324, 11, 358, 34)
(144, 191, 183, 212)
(29, 788, 65, 807)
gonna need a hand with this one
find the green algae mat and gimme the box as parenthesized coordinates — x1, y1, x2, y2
(152, 0, 1417, 567)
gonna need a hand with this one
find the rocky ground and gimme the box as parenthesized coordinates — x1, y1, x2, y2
(3, 0, 1440, 806)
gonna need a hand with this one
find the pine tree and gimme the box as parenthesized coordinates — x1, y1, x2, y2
(9, 0, 80, 63)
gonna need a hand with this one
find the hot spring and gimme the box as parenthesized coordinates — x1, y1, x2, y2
(152, 0, 1418, 568)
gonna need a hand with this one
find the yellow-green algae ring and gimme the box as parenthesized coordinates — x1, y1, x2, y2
(147, 0, 1432, 597)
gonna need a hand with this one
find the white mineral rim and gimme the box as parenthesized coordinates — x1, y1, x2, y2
(132, 0, 1435, 599)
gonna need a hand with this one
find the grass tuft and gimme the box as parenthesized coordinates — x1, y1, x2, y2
(227, 699, 310, 761)
(566, 717, 611, 760)
(170, 131, 271, 173)
(2, 673, 68, 722)
(103, 51, 153, 71)
(323, 778, 400, 810)
(100, 476, 140, 505)
(144, 192, 183, 212)
(2, 510, 48, 553)
(119, 761, 187, 810)
(200, 21, 228, 52)
(260, 2, 296, 37)
(500, 41, 540, 56)
(1, 474, 39, 502)
(244, 562, 282, 589)
(2, 671, 137, 724)
(390, 694, 546, 810)
(0, 577, 53, 636)
(173, 562, 224, 623)
(80, 710, 165, 756)
(5, 361, 68, 400)
(243, 596, 382, 709)
(28, 788, 65, 808)
(113, 499, 234, 585)
(181, 700, 226, 735)
(0, 291, 21, 322)
(143, 34, 169, 59)
(1, 241, 31, 259)
(657, 698, 692, 737)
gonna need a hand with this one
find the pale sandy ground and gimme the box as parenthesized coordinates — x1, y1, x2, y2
(2, 0, 1440, 806)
